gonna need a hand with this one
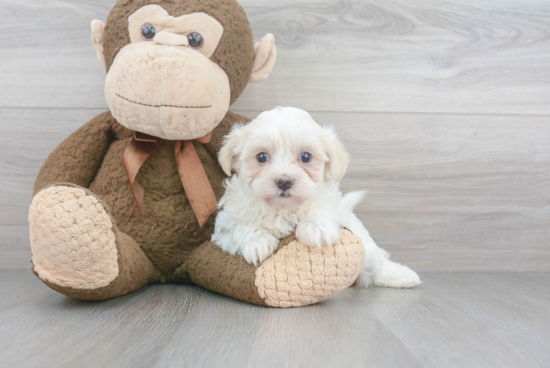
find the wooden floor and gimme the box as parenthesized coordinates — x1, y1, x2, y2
(0, 270, 548, 368)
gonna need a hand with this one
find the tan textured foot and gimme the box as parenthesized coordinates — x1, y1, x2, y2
(255, 229, 365, 308)
(29, 185, 119, 289)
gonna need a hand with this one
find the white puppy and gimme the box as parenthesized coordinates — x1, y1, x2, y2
(213, 107, 421, 288)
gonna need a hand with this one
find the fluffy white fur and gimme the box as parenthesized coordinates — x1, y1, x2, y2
(212, 106, 421, 288)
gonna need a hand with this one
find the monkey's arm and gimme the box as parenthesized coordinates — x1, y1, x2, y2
(183, 228, 365, 307)
(33, 111, 119, 195)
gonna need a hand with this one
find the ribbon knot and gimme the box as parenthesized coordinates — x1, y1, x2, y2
(123, 132, 218, 228)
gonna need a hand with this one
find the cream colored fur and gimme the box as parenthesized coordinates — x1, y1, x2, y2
(29, 186, 119, 289)
(213, 107, 422, 289)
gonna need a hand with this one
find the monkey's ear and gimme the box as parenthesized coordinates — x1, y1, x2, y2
(218, 124, 245, 176)
(91, 20, 106, 68)
(249, 34, 277, 83)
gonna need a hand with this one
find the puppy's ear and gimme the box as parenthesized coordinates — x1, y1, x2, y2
(219, 124, 245, 176)
(323, 126, 350, 182)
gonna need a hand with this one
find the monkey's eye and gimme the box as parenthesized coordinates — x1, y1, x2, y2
(142, 24, 156, 41)
(300, 152, 312, 163)
(256, 152, 269, 164)
(187, 32, 203, 49)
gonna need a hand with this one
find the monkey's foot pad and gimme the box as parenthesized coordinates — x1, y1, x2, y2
(29, 186, 119, 289)
(255, 229, 365, 308)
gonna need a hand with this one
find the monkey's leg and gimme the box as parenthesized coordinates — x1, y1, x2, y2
(181, 229, 365, 308)
(29, 185, 160, 301)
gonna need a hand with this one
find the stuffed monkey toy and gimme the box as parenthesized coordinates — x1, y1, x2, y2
(29, 0, 365, 308)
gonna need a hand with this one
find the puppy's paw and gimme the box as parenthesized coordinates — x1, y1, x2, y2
(296, 219, 340, 248)
(241, 232, 279, 266)
(372, 260, 422, 288)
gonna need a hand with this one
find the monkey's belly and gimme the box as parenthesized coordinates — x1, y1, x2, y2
(91, 139, 218, 279)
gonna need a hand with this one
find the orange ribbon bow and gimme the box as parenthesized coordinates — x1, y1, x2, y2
(123, 131, 217, 228)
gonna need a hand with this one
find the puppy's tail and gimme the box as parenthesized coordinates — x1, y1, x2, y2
(341, 190, 368, 216)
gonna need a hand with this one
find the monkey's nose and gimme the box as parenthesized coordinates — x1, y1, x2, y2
(276, 179, 293, 191)
(154, 31, 189, 47)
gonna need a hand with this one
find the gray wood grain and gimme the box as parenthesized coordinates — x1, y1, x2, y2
(369, 273, 550, 368)
(0, 270, 549, 368)
(1, 0, 549, 272)
(316, 111, 550, 273)
(2, 108, 549, 271)
(0, 0, 549, 114)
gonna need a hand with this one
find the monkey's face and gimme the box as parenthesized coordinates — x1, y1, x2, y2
(104, 5, 231, 140)
(92, 2, 277, 140)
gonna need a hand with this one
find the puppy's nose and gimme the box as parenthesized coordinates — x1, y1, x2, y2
(276, 179, 293, 191)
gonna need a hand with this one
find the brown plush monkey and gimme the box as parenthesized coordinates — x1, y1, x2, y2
(29, 0, 364, 307)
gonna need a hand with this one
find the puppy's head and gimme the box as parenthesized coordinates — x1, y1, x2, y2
(219, 107, 349, 209)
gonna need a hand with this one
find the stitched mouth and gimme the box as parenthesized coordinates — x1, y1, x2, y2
(116, 93, 211, 109)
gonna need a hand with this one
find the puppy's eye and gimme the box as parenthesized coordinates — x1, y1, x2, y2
(142, 24, 156, 41)
(188, 32, 203, 49)
(300, 152, 312, 163)
(256, 152, 269, 164)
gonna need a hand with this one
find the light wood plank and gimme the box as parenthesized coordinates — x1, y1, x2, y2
(311, 111, 550, 272)
(0, 270, 418, 368)
(1, 0, 549, 114)
(369, 273, 550, 367)
(152, 290, 422, 368)
(0, 269, 51, 311)
(0, 270, 549, 367)
(2, 108, 548, 271)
